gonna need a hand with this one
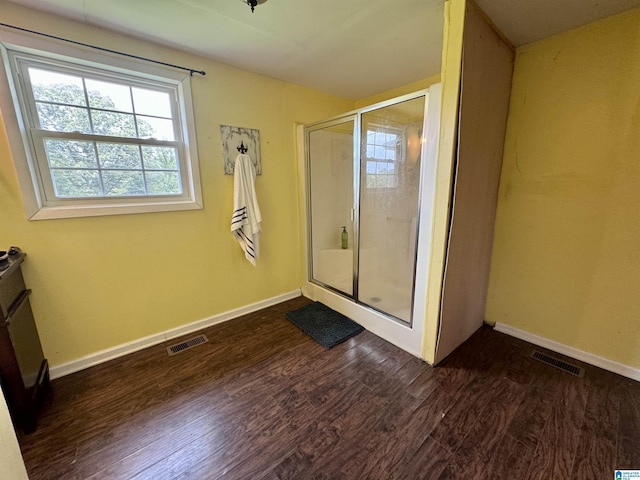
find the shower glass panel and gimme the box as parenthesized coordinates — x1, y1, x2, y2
(358, 96, 426, 323)
(308, 118, 355, 296)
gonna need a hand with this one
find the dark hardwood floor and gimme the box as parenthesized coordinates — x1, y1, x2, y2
(18, 296, 640, 479)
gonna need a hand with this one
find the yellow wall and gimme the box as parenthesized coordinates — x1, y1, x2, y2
(354, 74, 441, 109)
(0, 1, 352, 367)
(486, 8, 640, 369)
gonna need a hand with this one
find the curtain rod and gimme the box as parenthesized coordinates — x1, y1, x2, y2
(0, 22, 206, 77)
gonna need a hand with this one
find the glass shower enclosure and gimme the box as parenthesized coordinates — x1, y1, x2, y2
(306, 92, 427, 325)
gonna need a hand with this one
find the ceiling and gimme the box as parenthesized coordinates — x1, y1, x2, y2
(7, 0, 640, 100)
(476, 0, 640, 47)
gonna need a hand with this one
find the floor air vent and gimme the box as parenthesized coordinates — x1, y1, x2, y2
(167, 334, 209, 356)
(530, 350, 584, 377)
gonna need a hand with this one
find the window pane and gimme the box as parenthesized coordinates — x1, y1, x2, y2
(374, 146, 385, 159)
(29, 68, 86, 106)
(86, 79, 133, 112)
(387, 162, 396, 174)
(44, 139, 97, 168)
(366, 145, 374, 158)
(142, 146, 179, 170)
(369, 176, 380, 188)
(385, 148, 395, 160)
(36, 103, 91, 133)
(97, 143, 142, 169)
(385, 133, 397, 145)
(376, 176, 388, 188)
(366, 161, 377, 174)
(92, 110, 136, 137)
(137, 116, 175, 140)
(374, 132, 385, 144)
(102, 170, 145, 196)
(51, 169, 102, 197)
(366, 174, 375, 188)
(132, 88, 172, 118)
(145, 171, 182, 195)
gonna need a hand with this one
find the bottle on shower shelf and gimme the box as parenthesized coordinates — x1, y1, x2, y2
(341, 226, 348, 249)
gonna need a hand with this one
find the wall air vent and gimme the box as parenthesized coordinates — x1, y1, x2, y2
(167, 334, 209, 356)
(530, 350, 585, 377)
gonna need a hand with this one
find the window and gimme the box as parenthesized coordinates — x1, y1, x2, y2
(364, 127, 400, 188)
(0, 33, 202, 219)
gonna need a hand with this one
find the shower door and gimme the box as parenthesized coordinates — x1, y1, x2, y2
(304, 87, 440, 356)
(307, 116, 356, 296)
(358, 96, 426, 323)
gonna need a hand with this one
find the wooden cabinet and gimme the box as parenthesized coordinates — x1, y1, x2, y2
(0, 252, 49, 433)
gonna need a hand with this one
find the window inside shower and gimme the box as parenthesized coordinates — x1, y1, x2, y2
(364, 126, 401, 189)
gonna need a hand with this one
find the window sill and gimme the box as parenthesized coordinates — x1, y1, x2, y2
(28, 198, 204, 220)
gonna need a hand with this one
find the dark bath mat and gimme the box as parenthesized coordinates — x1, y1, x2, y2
(285, 301, 364, 348)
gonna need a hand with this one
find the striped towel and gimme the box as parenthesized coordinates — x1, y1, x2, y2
(231, 154, 261, 265)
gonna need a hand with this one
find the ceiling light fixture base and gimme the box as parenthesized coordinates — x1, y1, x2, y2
(243, 0, 268, 13)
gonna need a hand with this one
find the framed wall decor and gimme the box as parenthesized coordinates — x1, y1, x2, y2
(220, 125, 262, 175)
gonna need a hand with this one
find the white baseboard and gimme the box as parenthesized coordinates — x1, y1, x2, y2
(494, 322, 640, 382)
(50, 289, 302, 380)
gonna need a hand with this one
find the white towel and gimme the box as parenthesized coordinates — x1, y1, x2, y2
(231, 154, 262, 265)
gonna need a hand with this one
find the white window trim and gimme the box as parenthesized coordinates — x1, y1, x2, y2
(0, 29, 203, 220)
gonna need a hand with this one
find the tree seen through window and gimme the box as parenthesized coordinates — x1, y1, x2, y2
(31, 70, 181, 198)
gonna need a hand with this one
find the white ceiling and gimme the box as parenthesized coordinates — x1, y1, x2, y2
(7, 0, 640, 100)
(8, 0, 444, 100)
(476, 0, 640, 47)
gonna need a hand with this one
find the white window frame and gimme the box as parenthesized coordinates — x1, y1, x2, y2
(0, 30, 203, 220)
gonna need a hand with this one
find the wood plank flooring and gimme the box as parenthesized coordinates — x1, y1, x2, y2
(18, 296, 640, 479)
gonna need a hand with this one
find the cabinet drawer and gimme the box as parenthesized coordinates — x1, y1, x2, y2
(0, 268, 26, 318)
(6, 290, 45, 391)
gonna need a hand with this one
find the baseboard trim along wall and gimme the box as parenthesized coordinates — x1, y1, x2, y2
(50, 289, 302, 380)
(494, 322, 640, 382)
